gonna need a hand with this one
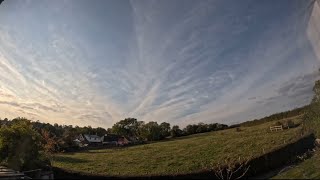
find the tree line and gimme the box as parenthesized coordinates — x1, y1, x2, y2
(110, 118, 228, 141)
(0, 116, 229, 171)
(0, 117, 229, 152)
(236, 105, 309, 127)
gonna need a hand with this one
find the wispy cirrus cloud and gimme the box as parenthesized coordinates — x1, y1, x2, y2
(0, 0, 319, 128)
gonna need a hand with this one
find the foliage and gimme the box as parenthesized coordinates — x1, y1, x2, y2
(275, 121, 283, 126)
(171, 125, 183, 137)
(303, 80, 320, 137)
(159, 122, 171, 138)
(0, 116, 229, 152)
(56, 128, 79, 152)
(285, 119, 295, 129)
(41, 129, 57, 155)
(111, 118, 143, 138)
(239, 105, 309, 127)
(110, 118, 228, 141)
(0, 119, 50, 171)
(183, 123, 228, 135)
(0, 117, 108, 152)
(274, 78, 320, 179)
(139, 121, 162, 141)
(211, 156, 251, 180)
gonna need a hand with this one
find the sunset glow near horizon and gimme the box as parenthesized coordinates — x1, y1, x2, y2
(0, 0, 319, 129)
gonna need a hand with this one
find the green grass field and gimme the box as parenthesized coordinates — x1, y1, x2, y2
(272, 151, 320, 179)
(53, 116, 303, 177)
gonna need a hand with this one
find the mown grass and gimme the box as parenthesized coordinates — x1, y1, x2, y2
(272, 150, 320, 179)
(53, 116, 303, 177)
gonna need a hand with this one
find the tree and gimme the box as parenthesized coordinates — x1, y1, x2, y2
(159, 122, 171, 138)
(57, 128, 79, 152)
(106, 128, 113, 134)
(171, 125, 183, 137)
(139, 121, 162, 141)
(111, 118, 144, 138)
(185, 124, 197, 135)
(208, 123, 218, 131)
(0, 119, 50, 171)
(304, 80, 320, 137)
(95, 127, 107, 136)
(41, 129, 57, 159)
(196, 123, 207, 133)
(312, 80, 320, 103)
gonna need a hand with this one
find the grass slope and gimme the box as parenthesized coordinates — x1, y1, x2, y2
(272, 151, 320, 179)
(53, 116, 303, 177)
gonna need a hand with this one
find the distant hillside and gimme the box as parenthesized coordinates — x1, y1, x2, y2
(237, 105, 309, 127)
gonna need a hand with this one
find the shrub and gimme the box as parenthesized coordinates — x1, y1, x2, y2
(303, 101, 320, 137)
(211, 156, 251, 180)
(0, 119, 50, 171)
(303, 79, 320, 137)
(275, 121, 283, 126)
(286, 120, 295, 129)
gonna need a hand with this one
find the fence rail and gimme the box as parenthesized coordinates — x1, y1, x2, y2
(270, 125, 283, 132)
(0, 166, 54, 179)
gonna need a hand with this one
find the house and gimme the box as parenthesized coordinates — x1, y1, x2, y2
(118, 136, 130, 146)
(101, 134, 118, 146)
(73, 139, 82, 146)
(101, 134, 131, 146)
(74, 133, 131, 147)
(78, 134, 102, 146)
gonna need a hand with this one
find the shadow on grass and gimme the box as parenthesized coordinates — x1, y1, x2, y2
(144, 132, 220, 145)
(54, 156, 90, 164)
(52, 167, 215, 180)
(75, 150, 116, 154)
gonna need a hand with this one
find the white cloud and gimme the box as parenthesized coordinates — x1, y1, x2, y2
(0, 0, 319, 129)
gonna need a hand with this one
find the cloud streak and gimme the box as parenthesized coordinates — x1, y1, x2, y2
(0, 0, 319, 128)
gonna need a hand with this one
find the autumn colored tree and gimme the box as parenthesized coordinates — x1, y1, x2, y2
(41, 129, 57, 155)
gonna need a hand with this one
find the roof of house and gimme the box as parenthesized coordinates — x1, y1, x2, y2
(73, 139, 81, 143)
(83, 134, 102, 143)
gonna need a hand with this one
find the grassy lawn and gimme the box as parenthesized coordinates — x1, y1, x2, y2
(272, 150, 320, 179)
(53, 116, 304, 177)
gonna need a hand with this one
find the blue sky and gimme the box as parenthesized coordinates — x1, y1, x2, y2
(0, 0, 319, 128)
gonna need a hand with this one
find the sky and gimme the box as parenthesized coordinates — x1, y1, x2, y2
(0, 0, 319, 129)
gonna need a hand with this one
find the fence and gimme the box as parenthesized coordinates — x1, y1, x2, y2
(0, 166, 54, 180)
(0, 166, 25, 179)
(270, 125, 283, 132)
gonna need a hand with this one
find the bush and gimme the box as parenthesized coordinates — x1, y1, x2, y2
(303, 79, 320, 137)
(275, 121, 283, 126)
(0, 119, 50, 171)
(286, 120, 295, 129)
(303, 101, 320, 137)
